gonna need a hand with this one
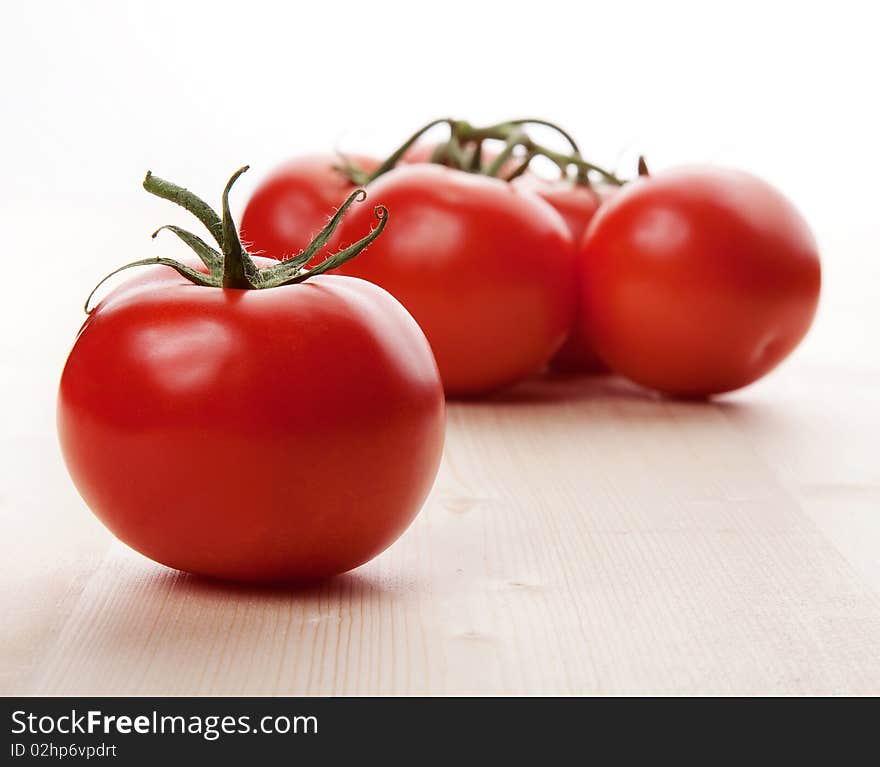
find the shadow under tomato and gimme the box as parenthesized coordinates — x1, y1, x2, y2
(453, 371, 662, 407)
(474, 370, 769, 409)
(43, 555, 426, 694)
(149, 560, 415, 601)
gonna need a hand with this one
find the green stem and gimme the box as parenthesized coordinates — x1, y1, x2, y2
(484, 130, 527, 177)
(220, 166, 260, 289)
(467, 139, 484, 172)
(484, 118, 581, 155)
(429, 143, 450, 164)
(366, 117, 453, 182)
(445, 132, 468, 169)
(503, 150, 536, 182)
(367, 117, 626, 186)
(524, 143, 624, 185)
(458, 120, 623, 184)
(506, 119, 591, 183)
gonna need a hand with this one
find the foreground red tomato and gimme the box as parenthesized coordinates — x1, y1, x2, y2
(333, 164, 576, 396)
(241, 154, 378, 261)
(579, 166, 821, 396)
(515, 177, 606, 373)
(59, 172, 444, 582)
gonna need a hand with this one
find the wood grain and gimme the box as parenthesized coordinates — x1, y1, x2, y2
(10, 374, 880, 696)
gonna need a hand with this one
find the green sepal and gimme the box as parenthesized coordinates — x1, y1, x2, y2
(219, 166, 262, 289)
(85, 257, 220, 313)
(258, 188, 367, 288)
(84, 165, 388, 313)
(143, 171, 224, 247)
(283, 205, 388, 286)
(152, 225, 222, 274)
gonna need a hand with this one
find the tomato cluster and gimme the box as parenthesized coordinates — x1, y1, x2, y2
(58, 117, 821, 583)
(242, 119, 820, 398)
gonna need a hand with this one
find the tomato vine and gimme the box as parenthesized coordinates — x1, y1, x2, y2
(343, 117, 627, 189)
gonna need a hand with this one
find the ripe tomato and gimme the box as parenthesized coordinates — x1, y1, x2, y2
(515, 177, 601, 243)
(332, 164, 576, 396)
(515, 177, 607, 373)
(579, 166, 821, 396)
(241, 154, 378, 261)
(60, 164, 444, 584)
(58, 262, 444, 582)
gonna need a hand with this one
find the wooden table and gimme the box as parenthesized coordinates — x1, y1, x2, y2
(2, 214, 878, 696)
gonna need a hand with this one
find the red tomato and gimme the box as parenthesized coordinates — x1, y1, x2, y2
(332, 164, 576, 396)
(58, 259, 445, 582)
(515, 177, 607, 373)
(547, 313, 608, 374)
(579, 166, 821, 396)
(241, 154, 378, 261)
(515, 177, 601, 243)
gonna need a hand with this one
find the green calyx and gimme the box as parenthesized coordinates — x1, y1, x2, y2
(343, 117, 627, 189)
(85, 167, 388, 314)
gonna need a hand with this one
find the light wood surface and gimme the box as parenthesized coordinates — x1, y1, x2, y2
(1, 218, 879, 695)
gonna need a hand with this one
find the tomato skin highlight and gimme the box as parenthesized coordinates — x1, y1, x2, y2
(579, 166, 821, 396)
(240, 154, 378, 262)
(332, 164, 577, 397)
(58, 261, 445, 582)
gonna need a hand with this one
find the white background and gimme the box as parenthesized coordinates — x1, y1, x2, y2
(2, 0, 879, 366)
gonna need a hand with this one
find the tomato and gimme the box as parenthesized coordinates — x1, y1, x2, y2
(579, 166, 821, 396)
(59, 172, 444, 582)
(58, 263, 444, 582)
(515, 177, 601, 243)
(241, 154, 378, 262)
(515, 177, 607, 373)
(332, 164, 576, 396)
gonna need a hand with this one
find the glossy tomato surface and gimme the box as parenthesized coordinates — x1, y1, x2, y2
(58, 261, 445, 582)
(515, 177, 606, 373)
(332, 164, 576, 396)
(579, 166, 821, 396)
(241, 154, 378, 262)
